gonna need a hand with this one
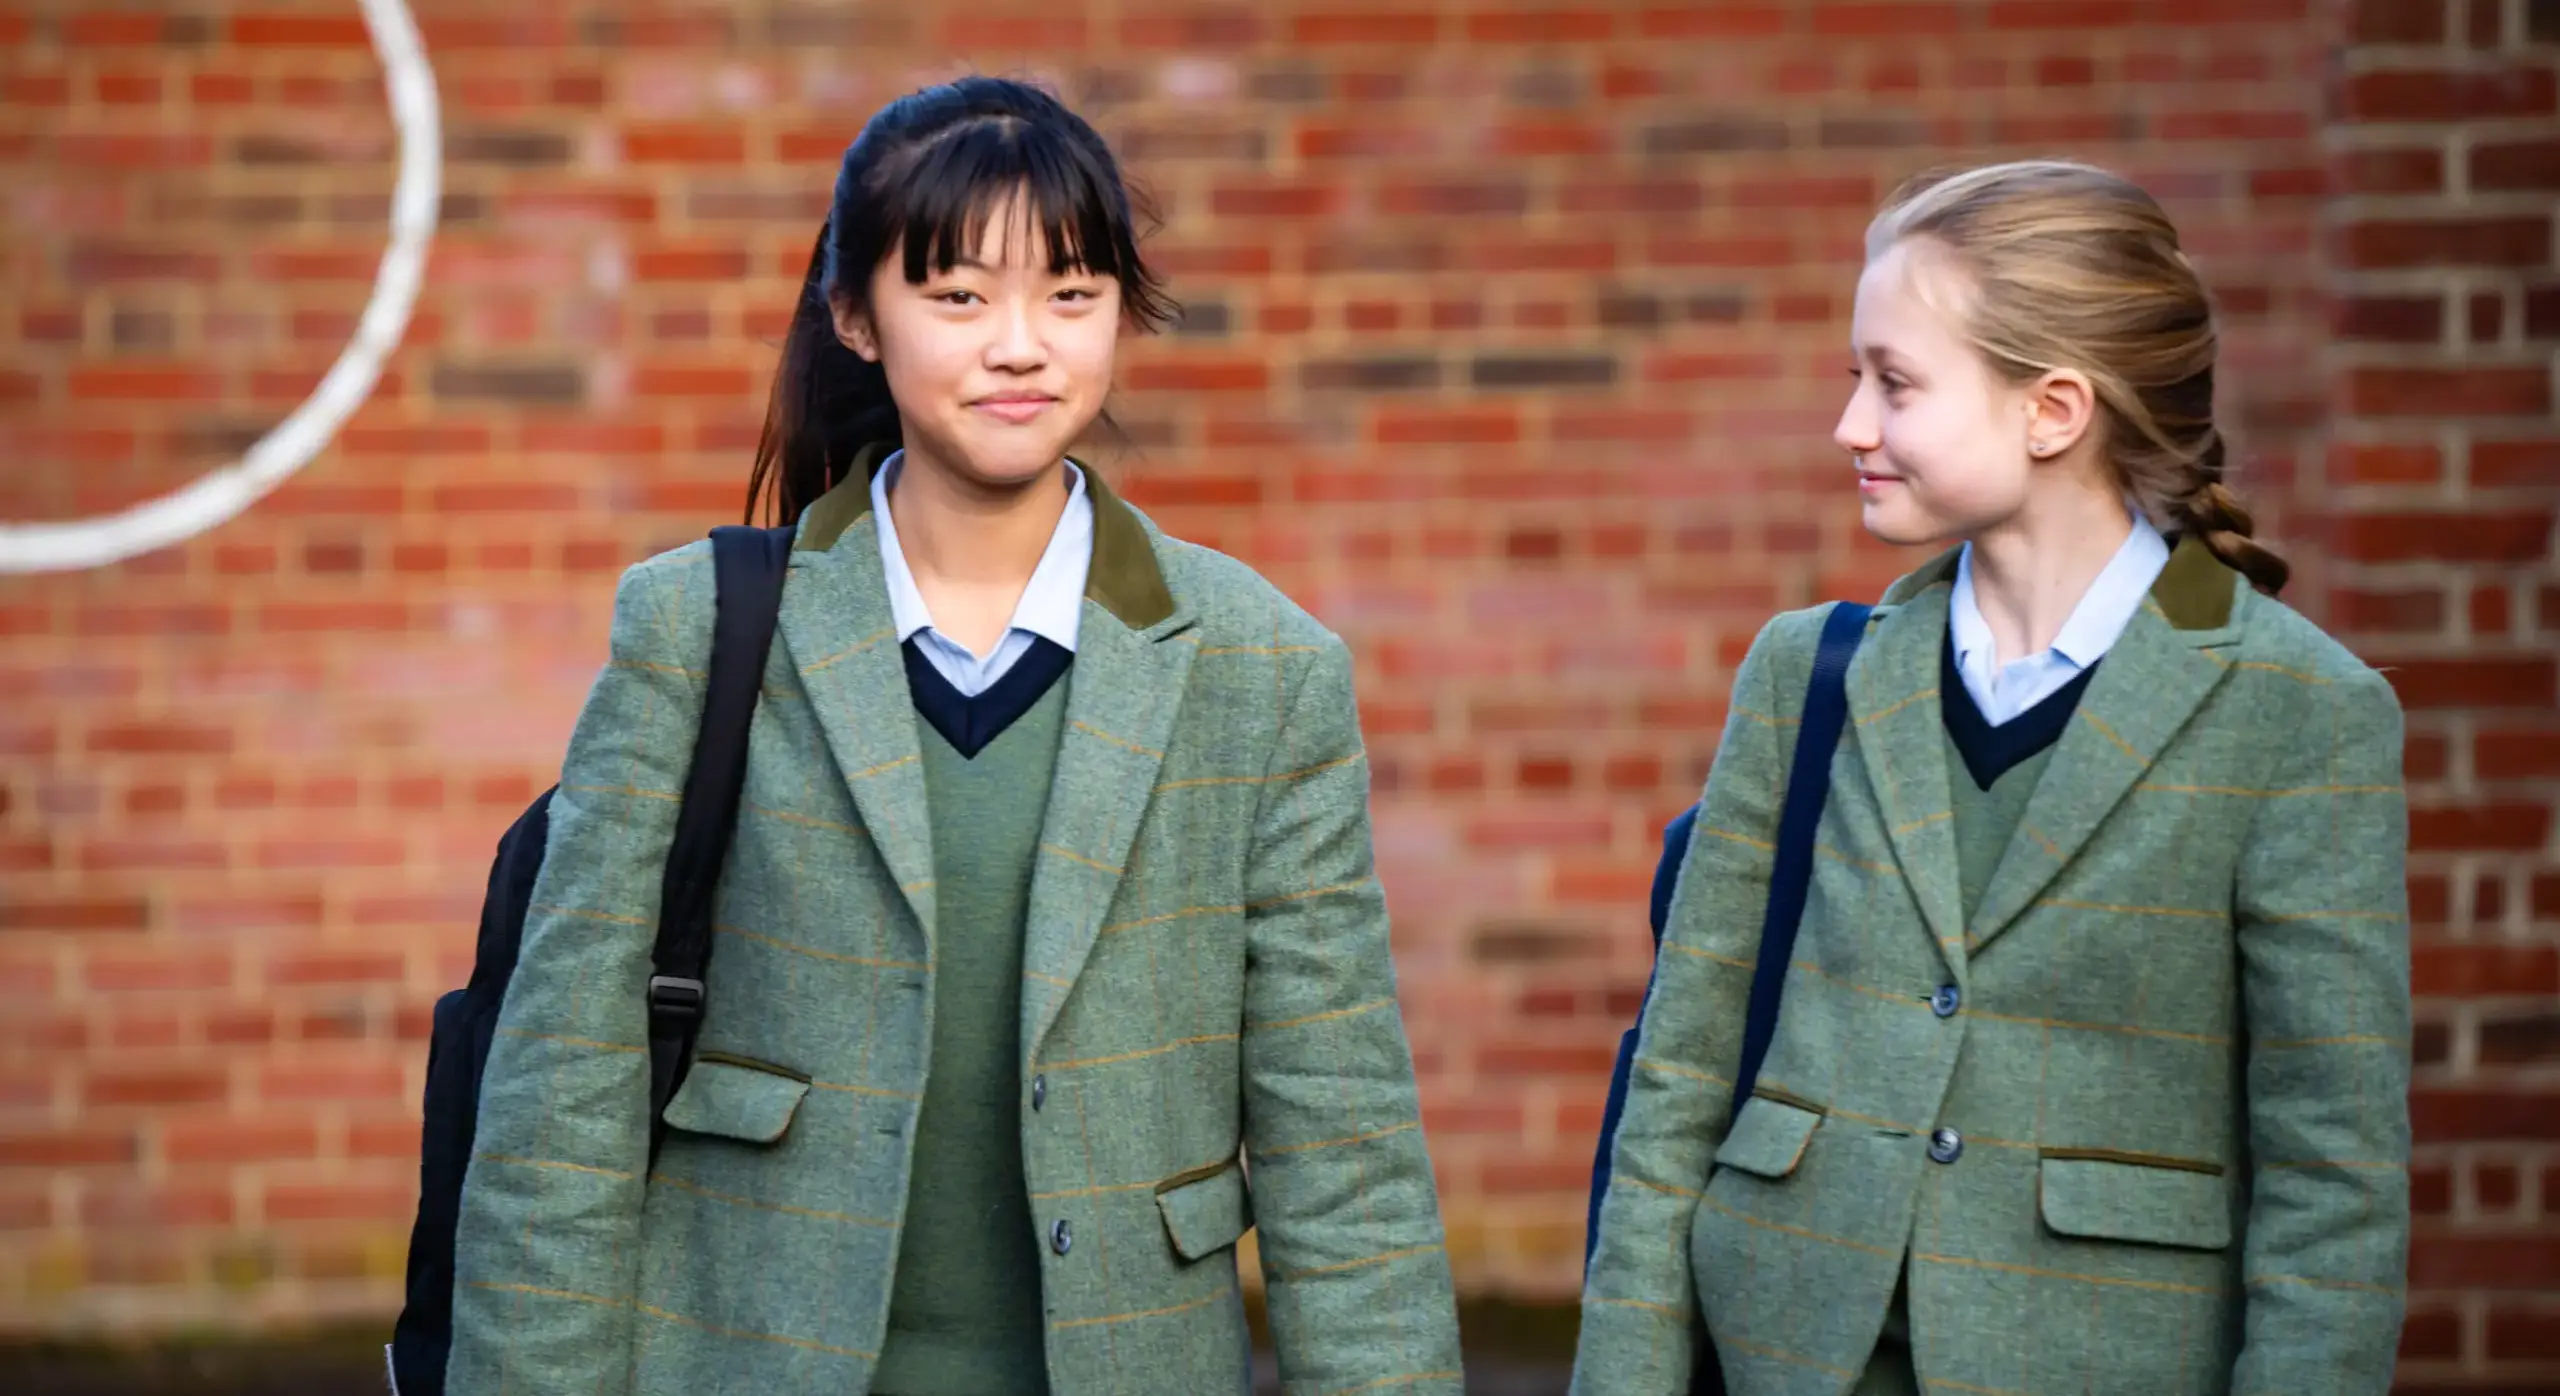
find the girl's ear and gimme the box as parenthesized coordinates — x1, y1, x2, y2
(2022, 368, 2099, 462)
(831, 294, 879, 363)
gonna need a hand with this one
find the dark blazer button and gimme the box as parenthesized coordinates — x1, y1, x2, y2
(1050, 1218, 1073, 1256)
(1928, 1127, 1964, 1165)
(1031, 1074, 1047, 1111)
(1930, 984, 1961, 1018)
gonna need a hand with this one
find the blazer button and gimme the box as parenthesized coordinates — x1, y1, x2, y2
(1928, 1127, 1964, 1165)
(1031, 1074, 1047, 1112)
(1929, 984, 1961, 1018)
(1050, 1218, 1073, 1256)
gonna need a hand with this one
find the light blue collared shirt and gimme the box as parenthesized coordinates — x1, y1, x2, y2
(1949, 513, 2171, 727)
(872, 451, 1093, 698)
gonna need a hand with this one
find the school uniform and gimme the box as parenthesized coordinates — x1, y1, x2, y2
(448, 448, 1463, 1395)
(1576, 528, 2411, 1396)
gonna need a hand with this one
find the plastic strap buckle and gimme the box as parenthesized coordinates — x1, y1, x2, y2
(646, 976, 706, 1021)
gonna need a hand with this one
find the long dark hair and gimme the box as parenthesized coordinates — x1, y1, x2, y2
(744, 76, 1175, 527)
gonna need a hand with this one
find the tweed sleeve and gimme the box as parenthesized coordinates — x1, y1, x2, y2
(2229, 667, 2412, 1394)
(448, 554, 711, 1395)
(1572, 613, 1796, 1396)
(1239, 632, 1465, 1394)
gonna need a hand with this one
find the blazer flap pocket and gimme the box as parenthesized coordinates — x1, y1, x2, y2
(1714, 1096, 1822, 1180)
(661, 1058, 810, 1145)
(1154, 1161, 1252, 1261)
(2040, 1156, 2231, 1251)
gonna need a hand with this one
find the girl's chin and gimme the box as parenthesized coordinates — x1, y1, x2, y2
(1858, 501, 1953, 550)
(921, 435, 1076, 490)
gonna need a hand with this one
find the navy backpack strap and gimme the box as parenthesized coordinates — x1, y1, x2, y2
(1585, 805, 1698, 1272)
(1584, 604, 1868, 1286)
(646, 525, 794, 1162)
(1730, 600, 1869, 1110)
(1648, 805, 1700, 951)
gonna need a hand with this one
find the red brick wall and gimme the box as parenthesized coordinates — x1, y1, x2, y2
(2330, 0, 2560, 1386)
(0, 0, 2547, 1377)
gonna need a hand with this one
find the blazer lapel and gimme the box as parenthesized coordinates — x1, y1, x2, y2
(1962, 537, 2245, 955)
(1848, 554, 1967, 977)
(774, 452, 937, 952)
(1021, 477, 1198, 1068)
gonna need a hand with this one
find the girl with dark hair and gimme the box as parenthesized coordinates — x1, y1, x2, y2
(449, 76, 1462, 1396)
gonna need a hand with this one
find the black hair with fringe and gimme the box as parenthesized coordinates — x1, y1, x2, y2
(745, 76, 1174, 525)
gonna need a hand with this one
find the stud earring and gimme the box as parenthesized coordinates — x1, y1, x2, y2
(2030, 440, 2051, 456)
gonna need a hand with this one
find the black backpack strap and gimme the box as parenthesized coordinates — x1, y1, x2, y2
(1730, 600, 1869, 1110)
(646, 525, 794, 1163)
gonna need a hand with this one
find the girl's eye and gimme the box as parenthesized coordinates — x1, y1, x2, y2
(1055, 286, 1098, 303)
(933, 289, 981, 306)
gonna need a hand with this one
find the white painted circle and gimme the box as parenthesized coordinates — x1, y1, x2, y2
(0, 0, 441, 574)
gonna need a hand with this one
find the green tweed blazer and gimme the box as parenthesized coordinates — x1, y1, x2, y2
(1576, 539, 2411, 1396)
(447, 468, 1463, 1395)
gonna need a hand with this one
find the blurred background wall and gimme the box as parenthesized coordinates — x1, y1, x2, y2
(0, 0, 2554, 1386)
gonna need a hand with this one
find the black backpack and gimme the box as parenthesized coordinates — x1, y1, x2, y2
(387, 525, 793, 1396)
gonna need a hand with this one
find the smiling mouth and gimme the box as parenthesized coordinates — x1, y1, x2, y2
(973, 396, 1057, 422)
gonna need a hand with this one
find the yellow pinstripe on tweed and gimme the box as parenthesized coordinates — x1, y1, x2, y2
(1577, 539, 2411, 1396)
(448, 468, 1460, 1396)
